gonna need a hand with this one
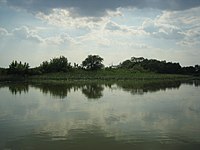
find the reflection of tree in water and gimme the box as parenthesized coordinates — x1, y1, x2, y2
(81, 84, 104, 99)
(183, 80, 200, 87)
(8, 83, 29, 95)
(194, 80, 200, 87)
(32, 84, 74, 99)
(1, 79, 199, 98)
(104, 83, 113, 89)
(33, 83, 104, 99)
(116, 80, 182, 95)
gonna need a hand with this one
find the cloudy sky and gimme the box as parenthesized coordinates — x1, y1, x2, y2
(0, 0, 200, 67)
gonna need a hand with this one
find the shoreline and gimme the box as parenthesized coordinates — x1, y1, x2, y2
(0, 72, 198, 84)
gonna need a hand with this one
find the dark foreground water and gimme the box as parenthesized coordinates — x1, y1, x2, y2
(0, 80, 200, 150)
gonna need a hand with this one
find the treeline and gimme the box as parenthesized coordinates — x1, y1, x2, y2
(119, 57, 200, 75)
(0, 55, 200, 76)
(0, 55, 104, 76)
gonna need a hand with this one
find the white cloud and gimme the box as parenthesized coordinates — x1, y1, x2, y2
(44, 33, 76, 46)
(105, 21, 147, 36)
(177, 39, 200, 47)
(140, 7, 200, 47)
(141, 18, 157, 33)
(35, 8, 148, 37)
(9, 26, 77, 46)
(36, 9, 106, 30)
(35, 8, 148, 47)
(141, 15, 183, 40)
(12, 26, 43, 43)
(28, 34, 44, 43)
(12, 26, 29, 38)
(106, 9, 123, 17)
(0, 27, 8, 36)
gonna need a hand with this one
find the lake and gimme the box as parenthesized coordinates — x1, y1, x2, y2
(0, 80, 200, 150)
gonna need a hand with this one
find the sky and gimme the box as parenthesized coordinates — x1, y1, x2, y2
(0, 0, 200, 67)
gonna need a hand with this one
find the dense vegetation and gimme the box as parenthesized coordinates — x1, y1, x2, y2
(8, 61, 29, 75)
(119, 57, 200, 75)
(39, 56, 72, 73)
(0, 55, 200, 79)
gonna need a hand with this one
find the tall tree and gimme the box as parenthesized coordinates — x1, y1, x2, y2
(82, 55, 104, 70)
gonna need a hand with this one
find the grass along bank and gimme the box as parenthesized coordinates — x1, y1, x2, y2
(28, 69, 191, 82)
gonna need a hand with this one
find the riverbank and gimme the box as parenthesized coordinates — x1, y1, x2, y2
(1, 69, 197, 83)
(32, 69, 190, 79)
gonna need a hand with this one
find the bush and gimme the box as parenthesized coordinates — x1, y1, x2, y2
(40, 56, 72, 73)
(8, 61, 29, 75)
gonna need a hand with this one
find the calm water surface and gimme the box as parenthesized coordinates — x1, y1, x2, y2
(0, 80, 200, 150)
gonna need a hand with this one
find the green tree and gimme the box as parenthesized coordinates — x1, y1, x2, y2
(120, 60, 133, 69)
(8, 61, 29, 75)
(82, 55, 104, 70)
(181, 66, 196, 74)
(40, 61, 50, 73)
(40, 56, 71, 73)
(195, 65, 200, 74)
